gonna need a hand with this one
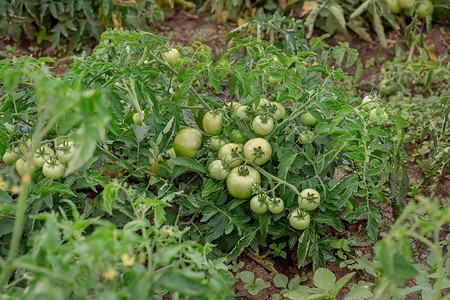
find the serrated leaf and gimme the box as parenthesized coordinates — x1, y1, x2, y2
(306, 6, 321, 39)
(34, 177, 75, 196)
(227, 224, 258, 261)
(367, 206, 381, 241)
(328, 4, 346, 31)
(0, 122, 7, 156)
(350, 0, 370, 19)
(372, 9, 387, 48)
(172, 157, 207, 173)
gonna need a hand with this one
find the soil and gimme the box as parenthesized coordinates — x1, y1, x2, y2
(1, 8, 449, 300)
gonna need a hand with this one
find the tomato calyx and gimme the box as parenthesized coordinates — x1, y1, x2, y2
(237, 165, 250, 177)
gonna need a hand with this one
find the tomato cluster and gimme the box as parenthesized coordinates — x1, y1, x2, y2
(2, 139, 75, 180)
(387, 0, 434, 19)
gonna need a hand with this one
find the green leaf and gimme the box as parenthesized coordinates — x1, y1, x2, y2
(228, 224, 258, 261)
(172, 157, 207, 173)
(314, 268, 336, 291)
(372, 8, 387, 48)
(273, 274, 288, 288)
(202, 178, 223, 197)
(350, 0, 371, 19)
(208, 69, 220, 93)
(0, 122, 7, 157)
(328, 4, 346, 31)
(258, 213, 270, 241)
(306, 6, 321, 39)
(123, 218, 150, 232)
(367, 206, 381, 241)
(297, 226, 313, 267)
(34, 178, 75, 196)
(331, 272, 355, 295)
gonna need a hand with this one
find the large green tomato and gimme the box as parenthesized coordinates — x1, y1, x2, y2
(289, 210, 310, 230)
(298, 188, 321, 211)
(203, 112, 223, 135)
(243, 138, 272, 165)
(250, 195, 268, 214)
(32, 145, 55, 169)
(208, 160, 229, 181)
(173, 128, 202, 158)
(162, 48, 180, 67)
(210, 136, 228, 151)
(56, 140, 75, 163)
(226, 166, 261, 199)
(15, 158, 36, 178)
(2, 149, 20, 165)
(42, 159, 65, 180)
(301, 112, 318, 126)
(218, 143, 243, 168)
(252, 115, 274, 136)
(417, 1, 434, 19)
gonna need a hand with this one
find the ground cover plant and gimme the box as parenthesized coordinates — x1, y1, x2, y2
(0, 1, 449, 299)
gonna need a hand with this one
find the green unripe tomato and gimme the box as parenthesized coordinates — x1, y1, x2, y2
(173, 128, 202, 158)
(252, 115, 274, 136)
(417, 1, 434, 19)
(133, 112, 142, 125)
(243, 138, 272, 165)
(268, 76, 281, 84)
(289, 210, 311, 230)
(379, 79, 396, 95)
(252, 98, 270, 111)
(32, 145, 55, 169)
(398, 0, 414, 10)
(361, 96, 377, 112)
(272, 102, 286, 121)
(299, 131, 315, 144)
(236, 105, 251, 120)
(387, 0, 401, 13)
(268, 198, 284, 214)
(203, 112, 223, 135)
(15, 158, 35, 178)
(218, 143, 243, 168)
(208, 160, 229, 181)
(2, 149, 20, 165)
(19, 139, 31, 154)
(42, 159, 65, 180)
(298, 188, 321, 211)
(210, 136, 228, 151)
(226, 165, 261, 199)
(162, 48, 180, 67)
(250, 195, 268, 214)
(369, 108, 389, 124)
(301, 112, 318, 126)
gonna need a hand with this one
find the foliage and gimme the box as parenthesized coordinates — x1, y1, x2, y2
(0, 0, 163, 50)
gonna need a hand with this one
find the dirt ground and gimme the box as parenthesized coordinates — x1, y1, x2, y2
(1, 9, 449, 300)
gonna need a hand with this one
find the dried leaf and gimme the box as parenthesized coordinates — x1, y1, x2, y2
(300, 1, 318, 17)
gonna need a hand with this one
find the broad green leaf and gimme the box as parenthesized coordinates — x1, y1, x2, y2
(331, 272, 355, 294)
(350, 0, 371, 19)
(367, 206, 381, 241)
(34, 177, 75, 196)
(172, 157, 207, 173)
(314, 268, 336, 291)
(0, 122, 7, 157)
